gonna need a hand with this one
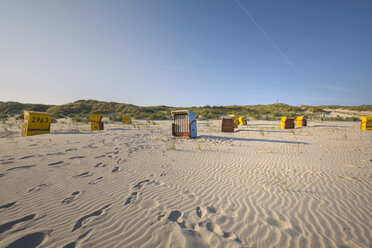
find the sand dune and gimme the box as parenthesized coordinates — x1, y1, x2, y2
(0, 120, 371, 247)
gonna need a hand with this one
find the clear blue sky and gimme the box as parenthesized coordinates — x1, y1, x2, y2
(1, 0, 371, 106)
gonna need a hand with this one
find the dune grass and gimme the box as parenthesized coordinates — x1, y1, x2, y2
(1, 100, 370, 121)
(276, 176, 290, 191)
(168, 140, 176, 150)
(259, 129, 265, 136)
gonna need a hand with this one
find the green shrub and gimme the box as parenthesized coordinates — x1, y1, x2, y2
(15, 114, 24, 120)
(0, 113, 8, 120)
(71, 114, 90, 123)
(109, 114, 121, 122)
(51, 116, 57, 123)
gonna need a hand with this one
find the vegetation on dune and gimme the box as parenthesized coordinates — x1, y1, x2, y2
(318, 105, 372, 112)
(0, 101, 52, 116)
(0, 100, 370, 122)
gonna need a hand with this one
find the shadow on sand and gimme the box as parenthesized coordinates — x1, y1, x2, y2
(311, 125, 349, 128)
(107, 128, 135, 131)
(199, 135, 309, 145)
(53, 131, 94, 135)
(236, 129, 282, 133)
(246, 123, 277, 126)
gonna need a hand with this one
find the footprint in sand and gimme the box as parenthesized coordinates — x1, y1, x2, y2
(111, 167, 121, 173)
(28, 184, 48, 192)
(116, 158, 126, 165)
(72, 204, 111, 232)
(62, 229, 92, 248)
(46, 152, 65, 156)
(48, 161, 64, 166)
(168, 210, 182, 222)
(167, 210, 186, 228)
(1, 161, 14, 165)
(265, 217, 301, 237)
(72, 172, 94, 179)
(65, 148, 78, 152)
(0, 202, 16, 209)
(95, 155, 106, 159)
(61, 191, 80, 205)
(200, 220, 241, 244)
(4, 231, 50, 248)
(84, 144, 97, 149)
(69, 156, 86, 160)
(124, 192, 138, 205)
(157, 213, 165, 221)
(193, 206, 242, 244)
(196, 207, 202, 218)
(0, 214, 36, 234)
(339, 175, 357, 181)
(95, 162, 106, 168)
(124, 179, 154, 206)
(7, 165, 36, 171)
(206, 206, 217, 214)
(133, 179, 150, 190)
(19, 155, 36, 160)
(88, 177, 103, 185)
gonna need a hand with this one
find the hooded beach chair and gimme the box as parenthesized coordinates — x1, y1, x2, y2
(22, 110, 51, 136)
(171, 110, 197, 138)
(122, 114, 132, 124)
(90, 114, 104, 131)
(296, 116, 307, 127)
(229, 114, 239, 128)
(222, 116, 235, 132)
(361, 116, 372, 130)
(239, 116, 247, 126)
(281, 117, 295, 129)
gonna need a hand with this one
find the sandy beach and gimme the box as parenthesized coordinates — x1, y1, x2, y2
(0, 119, 371, 247)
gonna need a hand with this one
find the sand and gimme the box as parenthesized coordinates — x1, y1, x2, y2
(0, 119, 371, 248)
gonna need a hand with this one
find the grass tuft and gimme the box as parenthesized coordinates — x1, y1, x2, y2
(196, 141, 201, 150)
(259, 129, 265, 136)
(276, 176, 290, 191)
(168, 140, 176, 150)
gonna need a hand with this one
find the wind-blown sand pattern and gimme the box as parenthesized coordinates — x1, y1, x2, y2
(0, 120, 371, 247)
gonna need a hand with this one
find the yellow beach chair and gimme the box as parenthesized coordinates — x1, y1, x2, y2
(281, 117, 295, 129)
(361, 116, 372, 130)
(90, 114, 104, 131)
(297, 116, 307, 127)
(22, 110, 51, 136)
(122, 114, 132, 124)
(239, 116, 247, 126)
(229, 114, 239, 128)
